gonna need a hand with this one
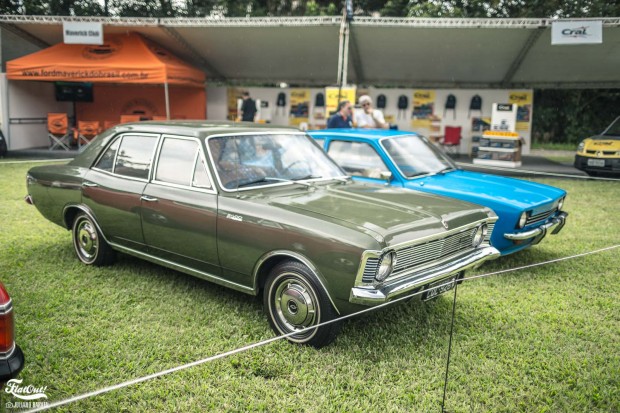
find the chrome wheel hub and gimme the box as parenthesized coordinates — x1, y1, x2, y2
(76, 220, 98, 260)
(274, 278, 317, 331)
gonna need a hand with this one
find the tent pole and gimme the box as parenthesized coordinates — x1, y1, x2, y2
(164, 81, 170, 120)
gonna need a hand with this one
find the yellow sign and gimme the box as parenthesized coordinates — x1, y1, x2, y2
(325, 87, 356, 119)
(412, 90, 435, 128)
(289, 88, 310, 126)
(483, 130, 520, 138)
(227, 87, 241, 121)
(509, 91, 533, 131)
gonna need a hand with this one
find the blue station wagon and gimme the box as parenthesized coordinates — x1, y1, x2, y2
(309, 129, 568, 255)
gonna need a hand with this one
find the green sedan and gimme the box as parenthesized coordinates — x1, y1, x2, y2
(26, 121, 499, 347)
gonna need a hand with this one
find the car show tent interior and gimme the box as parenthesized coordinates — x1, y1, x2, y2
(0, 15, 618, 150)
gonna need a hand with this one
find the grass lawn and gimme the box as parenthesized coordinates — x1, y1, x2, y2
(1, 161, 618, 412)
(540, 154, 576, 165)
(531, 142, 577, 151)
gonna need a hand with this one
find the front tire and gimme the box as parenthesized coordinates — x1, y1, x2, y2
(264, 260, 341, 348)
(72, 212, 115, 266)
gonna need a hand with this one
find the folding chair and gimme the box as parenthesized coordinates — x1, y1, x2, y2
(75, 121, 101, 148)
(120, 115, 141, 124)
(47, 113, 72, 151)
(440, 126, 462, 156)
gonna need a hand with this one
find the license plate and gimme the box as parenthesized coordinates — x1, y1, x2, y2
(587, 158, 605, 167)
(422, 276, 457, 301)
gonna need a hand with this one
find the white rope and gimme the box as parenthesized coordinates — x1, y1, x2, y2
(23, 244, 620, 413)
(0, 159, 73, 165)
(456, 162, 620, 182)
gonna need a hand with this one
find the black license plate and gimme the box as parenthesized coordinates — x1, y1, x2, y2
(422, 276, 457, 301)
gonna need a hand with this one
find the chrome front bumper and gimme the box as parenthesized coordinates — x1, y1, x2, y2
(349, 246, 500, 305)
(504, 211, 568, 242)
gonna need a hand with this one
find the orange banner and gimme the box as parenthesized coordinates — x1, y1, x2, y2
(7, 32, 205, 87)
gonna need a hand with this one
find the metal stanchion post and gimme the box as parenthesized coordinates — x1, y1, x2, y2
(441, 280, 459, 413)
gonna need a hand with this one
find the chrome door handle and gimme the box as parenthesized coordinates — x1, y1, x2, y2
(83, 182, 98, 187)
(141, 195, 158, 202)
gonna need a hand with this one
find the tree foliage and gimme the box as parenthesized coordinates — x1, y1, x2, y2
(3, 0, 617, 17)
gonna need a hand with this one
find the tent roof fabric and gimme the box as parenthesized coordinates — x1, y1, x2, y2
(1, 15, 619, 88)
(6, 32, 205, 87)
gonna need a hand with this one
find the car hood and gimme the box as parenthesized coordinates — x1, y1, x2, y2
(262, 182, 492, 247)
(408, 170, 566, 211)
(584, 135, 620, 150)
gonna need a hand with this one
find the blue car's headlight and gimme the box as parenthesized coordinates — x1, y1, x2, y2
(517, 212, 528, 229)
(558, 197, 564, 211)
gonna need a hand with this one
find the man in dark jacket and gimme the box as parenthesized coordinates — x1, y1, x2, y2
(327, 100, 353, 128)
(240, 91, 257, 122)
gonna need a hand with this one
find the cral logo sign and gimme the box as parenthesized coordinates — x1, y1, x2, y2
(562, 26, 589, 38)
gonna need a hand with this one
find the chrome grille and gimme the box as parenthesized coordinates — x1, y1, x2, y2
(362, 258, 380, 283)
(484, 223, 495, 243)
(392, 228, 476, 275)
(526, 208, 557, 225)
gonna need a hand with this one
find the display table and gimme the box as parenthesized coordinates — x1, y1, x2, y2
(472, 130, 522, 168)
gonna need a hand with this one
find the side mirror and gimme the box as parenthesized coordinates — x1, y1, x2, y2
(380, 171, 393, 185)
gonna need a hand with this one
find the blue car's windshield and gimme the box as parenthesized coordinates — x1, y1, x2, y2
(381, 135, 456, 178)
(208, 133, 346, 190)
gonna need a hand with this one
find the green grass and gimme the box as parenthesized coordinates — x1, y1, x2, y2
(1, 162, 618, 412)
(531, 142, 577, 151)
(541, 155, 576, 165)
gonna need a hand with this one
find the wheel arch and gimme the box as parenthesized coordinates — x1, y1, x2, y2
(253, 250, 340, 315)
(62, 204, 112, 245)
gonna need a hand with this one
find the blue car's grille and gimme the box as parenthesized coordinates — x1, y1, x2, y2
(362, 258, 380, 283)
(526, 208, 557, 226)
(392, 228, 476, 275)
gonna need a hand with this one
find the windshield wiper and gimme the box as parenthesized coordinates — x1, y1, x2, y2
(292, 174, 322, 181)
(237, 177, 313, 188)
(437, 166, 456, 174)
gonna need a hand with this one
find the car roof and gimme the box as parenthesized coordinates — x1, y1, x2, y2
(70, 121, 304, 168)
(111, 120, 301, 138)
(308, 128, 420, 140)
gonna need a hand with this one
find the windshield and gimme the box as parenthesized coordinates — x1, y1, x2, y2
(208, 133, 346, 190)
(381, 135, 456, 178)
(602, 117, 620, 137)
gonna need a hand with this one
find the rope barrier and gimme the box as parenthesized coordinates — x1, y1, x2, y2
(23, 244, 620, 413)
(0, 159, 73, 165)
(456, 162, 620, 182)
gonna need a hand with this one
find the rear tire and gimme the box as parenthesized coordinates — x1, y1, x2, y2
(72, 212, 115, 266)
(264, 260, 341, 348)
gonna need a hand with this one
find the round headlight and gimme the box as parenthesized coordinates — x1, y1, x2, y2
(472, 224, 487, 248)
(577, 141, 585, 152)
(517, 212, 528, 229)
(557, 197, 564, 211)
(376, 251, 396, 282)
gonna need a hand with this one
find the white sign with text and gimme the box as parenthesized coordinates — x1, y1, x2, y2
(63, 22, 103, 45)
(551, 20, 603, 45)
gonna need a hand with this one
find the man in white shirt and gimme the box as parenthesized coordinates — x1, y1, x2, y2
(354, 95, 389, 129)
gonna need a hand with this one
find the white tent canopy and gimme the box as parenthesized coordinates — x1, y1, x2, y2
(1, 15, 619, 88)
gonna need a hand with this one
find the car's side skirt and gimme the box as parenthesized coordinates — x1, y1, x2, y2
(109, 242, 256, 295)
